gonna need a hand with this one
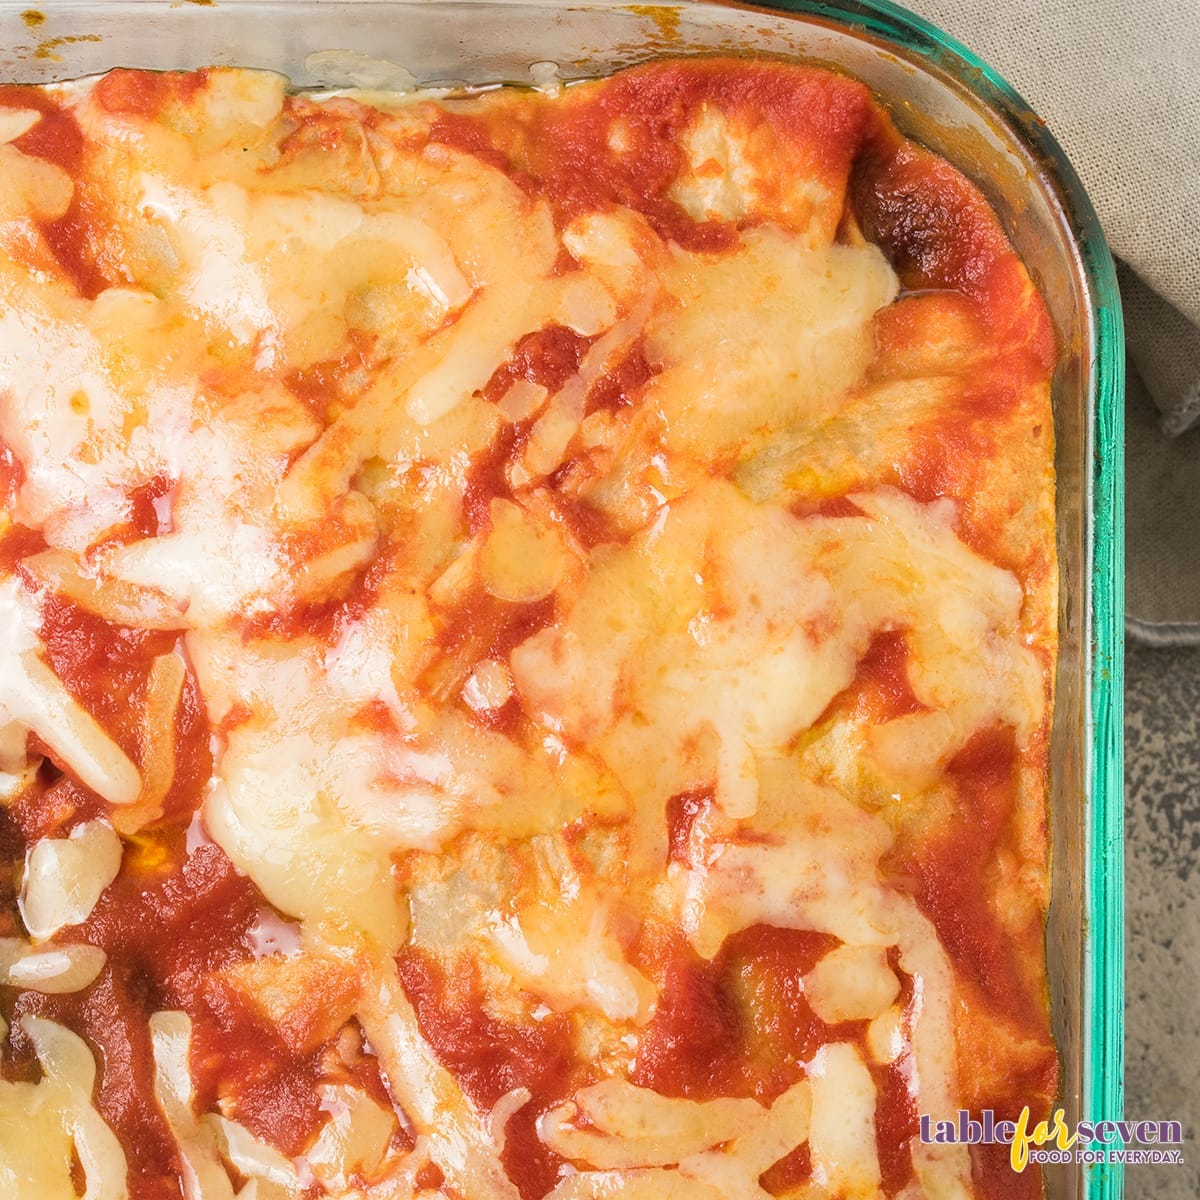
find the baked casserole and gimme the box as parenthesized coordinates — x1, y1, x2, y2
(0, 59, 1057, 1200)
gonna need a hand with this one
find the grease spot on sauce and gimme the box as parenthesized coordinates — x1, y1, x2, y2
(34, 34, 102, 62)
(625, 4, 682, 41)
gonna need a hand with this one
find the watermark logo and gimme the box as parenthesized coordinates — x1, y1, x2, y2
(918, 1109, 1185, 1171)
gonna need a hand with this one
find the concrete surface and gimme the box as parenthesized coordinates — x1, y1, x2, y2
(1124, 640, 1200, 1198)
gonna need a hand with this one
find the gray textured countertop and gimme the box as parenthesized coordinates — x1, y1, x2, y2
(1125, 641, 1200, 1198)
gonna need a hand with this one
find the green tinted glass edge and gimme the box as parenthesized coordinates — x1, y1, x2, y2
(1085, 278, 1125, 1199)
(748, 1, 1127, 1195)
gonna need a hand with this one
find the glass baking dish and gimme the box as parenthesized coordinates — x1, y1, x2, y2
(0, 1, 1126, 1197)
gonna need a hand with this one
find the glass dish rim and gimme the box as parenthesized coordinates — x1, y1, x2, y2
(0, 0, 1127, 1194)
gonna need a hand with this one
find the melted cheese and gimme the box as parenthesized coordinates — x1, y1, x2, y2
(538, 1080, 807, 1168)
(0, 1018, 127, 1200)
(0, 295, 147, 550)
(0, 578, 141, 805)
(804, 944, 901, 1024)
(488, 898, 655, 1024)
(0, 108, 42, 143)
(513, 482, 1041, 822)
(150, 1012, 241, 1200)
(138, 175, 280, 353)
(304, 1085, 398, 1190)
(809, 1043, 883, 1197)
(646, 230, 897, 462)
(541, 1080, 811, 1199)
(357, 957, 521, 1200)
(0, 1080, 78, 1200)
(20, 820, 123, 940)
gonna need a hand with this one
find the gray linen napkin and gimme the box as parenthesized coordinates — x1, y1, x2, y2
(904, 0, 1200, 642)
